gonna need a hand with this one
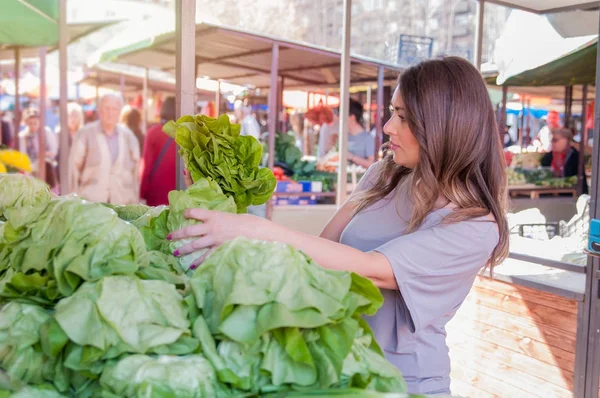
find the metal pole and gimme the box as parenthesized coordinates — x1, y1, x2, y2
(581, 11, 600, 396)
(473, 0, 485, 69)
(142, 67, 149, 133)
(58, 0, 69, 195)
(376, 66, 384, 153)
(336, 0, 352, 206)
(215, 80, 221, 115)
(175, 0, 196, 190)
(120, 75, 125, 97)
(278, 76, 285, 134)
(366, 85, 372, 132)
(14, 47, 21, 149)
(324, 88, 329, 107)
(565, 85, 573, 128)
(266, 43, 279, 220)
(38, 47, 47, 183)
(500, 85, 508, 141)
(578, 84, 588, 195)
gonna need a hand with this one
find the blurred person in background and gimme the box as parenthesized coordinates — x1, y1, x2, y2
(0, 113, 13, 148)
(139, 96, 177, 206)
(69, 93, 140, 204)
(346, 99, 375, 168)
(317, 107, 339, 158)
(537, 110, 561, 152)
(541, 128, 587, 193)
(19, 107, 58, 178)
(121, 105, 145, 154)
(234, 100, 261, 140)
(55, 102, 85, 189)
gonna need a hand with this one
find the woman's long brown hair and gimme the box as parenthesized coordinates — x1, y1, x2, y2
(354, 57, 509, 269)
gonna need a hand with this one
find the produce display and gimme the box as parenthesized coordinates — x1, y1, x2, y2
(164, 114, 276, 213)
(0, 114, 412, 397)
(507, 166, 577, 188)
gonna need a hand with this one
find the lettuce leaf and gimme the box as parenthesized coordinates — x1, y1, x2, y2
(43, 276, 199, 382)
(186, 237, 405, 394)
(164, 114, 276, 213)
(99, 354, 231, 398)
(0, 174, 51, 218)
(0, 198, 147, 305)
(103, 204, 151, 222)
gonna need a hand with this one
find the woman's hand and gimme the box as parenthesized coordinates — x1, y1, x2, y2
(167, 209, 269, 267)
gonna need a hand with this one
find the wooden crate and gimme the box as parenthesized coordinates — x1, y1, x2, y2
(447, 276, 578, 398)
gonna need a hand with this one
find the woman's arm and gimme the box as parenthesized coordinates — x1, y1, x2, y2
(168, 209, 397, 290)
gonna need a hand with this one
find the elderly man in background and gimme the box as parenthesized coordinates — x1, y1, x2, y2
(68, 93, 140, 204)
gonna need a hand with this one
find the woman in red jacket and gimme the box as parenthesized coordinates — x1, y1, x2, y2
(140, 97, 177, 206)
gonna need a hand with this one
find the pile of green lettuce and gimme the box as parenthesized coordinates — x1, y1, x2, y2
(164, 114, 276, 213)
(0, 113, 412, 397)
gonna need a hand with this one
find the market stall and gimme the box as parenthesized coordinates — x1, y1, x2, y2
(0, 0, 118, 189)
(86, 17, 401, 218)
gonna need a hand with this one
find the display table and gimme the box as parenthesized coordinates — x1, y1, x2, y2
(509, 184, 578, 199)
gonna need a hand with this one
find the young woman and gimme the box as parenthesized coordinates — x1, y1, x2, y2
(168, 57, 509, 395)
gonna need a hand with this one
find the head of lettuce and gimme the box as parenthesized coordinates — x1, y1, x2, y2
(163, 114, 276, 213)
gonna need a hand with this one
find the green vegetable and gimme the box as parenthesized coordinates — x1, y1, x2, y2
(0, 198, 147, 305)
(187, 237, 405, 394)
(0, 302, 68, 393)
(48, 276, 198, 379)
(0, 197, 147, 305)
(103, 204, 151, 222)
(164, 114, 276, 213)
(0, 174, 51, 218)
(100, 355, 230, 398)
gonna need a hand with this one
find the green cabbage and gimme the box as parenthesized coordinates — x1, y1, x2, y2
(164, 114, 276, 213)
(0, 198, 147, 305)
(99, 355, 231, 398)
(0, 174, 51, 218)
(45, 276, 198, 380)
(103, 204, 152, 222)
(186, 237, 405, 394)
(0, 302, 68, 393)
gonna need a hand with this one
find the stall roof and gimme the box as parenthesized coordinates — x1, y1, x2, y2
(79, 63, 214, 98)
(502, 38, 597, 86)
(88, 19, 403, 90)
(485, 0, 600, 13)
(0, 22, 117, 61)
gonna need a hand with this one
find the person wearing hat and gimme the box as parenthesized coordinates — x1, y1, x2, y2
(541, 128, 588, 194)
(18, 107, 58, 174)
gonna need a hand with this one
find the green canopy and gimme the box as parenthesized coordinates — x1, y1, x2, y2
(497, 38, 597, 87)
(0, 0, 60, 47)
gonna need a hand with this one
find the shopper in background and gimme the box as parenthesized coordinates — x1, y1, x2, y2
(537, 110, 561, 152)
(346, 99, 375, 168)
(140, 96, 177, 206)
(234, 101, 261, 140)
(18, 108, 58, 174)
(121, 105, 145, 154)
(317, 108, 339, 157)
(541, 128, 588, 193)
(68, 93, 140, 204)
(0, 115, 13, 148)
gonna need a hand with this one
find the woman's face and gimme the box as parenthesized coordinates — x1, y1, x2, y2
(551, 134, 569, 153)
(384, 87, 420, 168)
